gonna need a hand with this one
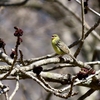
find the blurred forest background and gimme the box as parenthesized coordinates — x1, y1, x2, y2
(0, 0, 100, 100)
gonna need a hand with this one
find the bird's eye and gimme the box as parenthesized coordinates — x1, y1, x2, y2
(52, 35, 57, 37)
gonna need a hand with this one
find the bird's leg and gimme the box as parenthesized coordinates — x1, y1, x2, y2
(57, 55, 65, 62)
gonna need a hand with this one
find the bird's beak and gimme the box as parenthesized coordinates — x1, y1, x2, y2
(51, 36, 54, 40)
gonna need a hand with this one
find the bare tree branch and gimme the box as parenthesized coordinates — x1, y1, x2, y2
(75, 0, 100, 17)
(4, 92, 9, 100)
(73, 17, 100, 57)
(9, 76, 19, 100)
(0, 0, 29, 6)
(85, 18, 100, 39)
(78, 89, 95, 100)
(0, 1, 99, 99)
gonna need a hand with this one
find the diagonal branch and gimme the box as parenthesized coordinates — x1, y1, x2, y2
(68, 18, 100, 48)
(0, 0, 29, 6)
(77, 89, 95, 100)
(85, 18, 100, 39)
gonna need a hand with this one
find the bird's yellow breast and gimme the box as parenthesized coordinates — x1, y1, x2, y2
(52, 38, 65, 55)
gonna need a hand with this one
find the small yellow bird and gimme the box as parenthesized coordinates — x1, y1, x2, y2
(51, 34, 76, 61)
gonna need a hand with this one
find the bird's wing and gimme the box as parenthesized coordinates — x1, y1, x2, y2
(56, 40, 70, 54)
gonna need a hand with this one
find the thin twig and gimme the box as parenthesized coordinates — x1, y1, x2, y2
(19, 50, 25, 66)
(74, 41, 84, 58)
(85, 61, 100, 65)
(78, 89, 95, 100)
(81, 0, 85, 39)
(0, 0, 29, 6)
(0, 36, 19, 80)
(9, 76, 19, 100)
(67, 76, 78, 97)
(85, 18, 100, 39)
(38, 76, 62, 93)
(75, 0, 100, 17)
(4, 92, 9, 100)
(74, 0, 85, 58)
(69, 17, 100, 48)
